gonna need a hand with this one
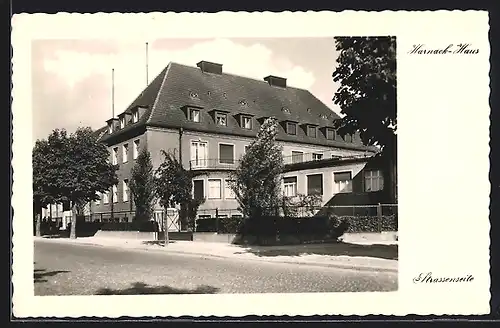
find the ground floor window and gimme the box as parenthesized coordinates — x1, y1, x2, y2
(333, 171, 353, 193)
(283, 176, 298, 197)
(365, 169, 384, 192)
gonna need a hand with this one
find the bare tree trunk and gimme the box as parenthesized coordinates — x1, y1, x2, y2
(70, 205, 77, 239)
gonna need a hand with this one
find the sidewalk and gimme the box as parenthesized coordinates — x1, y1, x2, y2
(34, 236, 398, 273)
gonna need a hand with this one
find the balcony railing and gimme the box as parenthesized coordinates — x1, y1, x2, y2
(188, 153, 373, 170)
(282, 152, 372, 165)
(189, 158, 240, 171)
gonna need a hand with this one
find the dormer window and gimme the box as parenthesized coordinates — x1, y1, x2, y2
(188, 108, 200, 122)
(282, 107, 290, 114)
(216, 112, 227, 126)
(120, 117, 125, 129)
(241, 115, 252, 130)
(286, 122, 297, 135)
(108, 123, 113, 134)
(132, 110, 139, 123)
(326, 128, 336, 140)
(307, 125, 317, 138)
(344, 134, 353, 143)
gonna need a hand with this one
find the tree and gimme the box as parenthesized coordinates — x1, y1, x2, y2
(230, 117, 284, 218)
(332, 36, 397, 201)
(34, 128, 118, 239)
(154, 150, 204, 232)
(32, 138, 57, 236)
(63, 127, 118, 238)
(129, 148, 155, 222)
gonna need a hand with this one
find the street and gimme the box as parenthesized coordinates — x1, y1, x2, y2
(34, 240, 398, 295)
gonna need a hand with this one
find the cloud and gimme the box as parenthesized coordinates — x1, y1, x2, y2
(34, 38, 317, 143)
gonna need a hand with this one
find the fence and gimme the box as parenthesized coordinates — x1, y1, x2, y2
(84, 209, 183, 232)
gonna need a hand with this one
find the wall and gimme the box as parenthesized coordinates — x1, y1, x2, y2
(283, 162, 367, 205)
(91, 131, 149, 217)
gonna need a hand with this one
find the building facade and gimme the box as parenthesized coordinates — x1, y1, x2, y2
(88, 60, 390, 224)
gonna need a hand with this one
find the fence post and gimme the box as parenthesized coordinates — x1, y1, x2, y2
(377, 203, 382, 233)
(215, 208, 219, 234)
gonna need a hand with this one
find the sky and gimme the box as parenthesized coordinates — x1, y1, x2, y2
(31, 38, 342, 144)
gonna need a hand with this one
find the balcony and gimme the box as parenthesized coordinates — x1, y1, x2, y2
(283, 152, 372, 165)
(189, 158, 240, 171)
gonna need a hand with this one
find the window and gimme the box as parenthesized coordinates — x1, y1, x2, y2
(283, 176, 297, 197)
(312, 153, 323, 160)
(95, 192, 101, 205)
(103, 191, 109, 204)
(112, 147, 118, 165)
(244, 145, 250, 153)
(291, 151, 303, 164)
(241, 115, 252, 129)
(132, 110, 139, 123)
(326, 128, 336, 140)
(208, 179, 222, 199)
(286, 122, 297, 135)
(365, 169, 384, 192)
(133, 139, 140, 159)
(188, 108, 200, 122)
(307, 174, 323, 196)
(120, 117, 125, 129)
(307, 125, 317, 138)
(108, 123, 113, 134)
(122, 143, 129, 163)
(344, 134, 353, 142)
(193, 180, 205, 200)
(219, 144, 234, 164)
(215, 112, 227, 126)
(112, 185, 118, 203)
(333, 172, 353, 194)
(191, 141, 208, 168)
(225, 179, 235, 199)
(122, 179, 129, 202)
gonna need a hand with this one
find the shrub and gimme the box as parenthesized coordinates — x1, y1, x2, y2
(100, 220, 159, 232)
(195, 216, 244, 234)
(334, 215, 398, 233)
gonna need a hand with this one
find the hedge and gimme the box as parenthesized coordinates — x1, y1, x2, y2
(196, 214, 397, 235)
(333, 215, 398, 233)
(100, 221, 159, 232)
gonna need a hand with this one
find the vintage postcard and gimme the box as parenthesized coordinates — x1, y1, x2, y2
(11, 11, 490, 317)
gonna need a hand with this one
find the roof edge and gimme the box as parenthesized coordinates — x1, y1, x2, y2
(147, 63, 172, 124)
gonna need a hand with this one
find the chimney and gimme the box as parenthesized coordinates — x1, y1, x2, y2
(196, 61, 223, 75)
(264, 75, 287, 88)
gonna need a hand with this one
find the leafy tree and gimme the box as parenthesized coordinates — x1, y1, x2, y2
(63, 127, 118, 238)
(332, 36, 397, 201)
(32, 138, 57, 236)
(129, 148, 155, 222)
(230, 117, 284, 218)
(154, 150, 204, 231)
(33, 128, 118, 239)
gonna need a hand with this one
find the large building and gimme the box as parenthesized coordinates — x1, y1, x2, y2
(87, 60, 392, 225)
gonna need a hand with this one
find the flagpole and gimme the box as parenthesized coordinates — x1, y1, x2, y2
(146, 42, 149, 86)
(112, 68, 115, 118)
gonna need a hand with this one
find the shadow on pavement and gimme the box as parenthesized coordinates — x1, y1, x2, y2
(34, 268, 70, 283)
(96, 282, 219, 295)
(239, 242, 398, 260)
(142, 240, 177, 247)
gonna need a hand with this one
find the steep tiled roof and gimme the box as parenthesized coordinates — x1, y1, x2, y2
(93, 126, 108, 142)
(105, 62, 376, 152)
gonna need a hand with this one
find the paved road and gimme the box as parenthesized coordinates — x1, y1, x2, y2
(34, 240, 398, 295)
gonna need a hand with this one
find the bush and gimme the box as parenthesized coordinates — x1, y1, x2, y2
(195, 216, 244, 233)
(233, 215, 348, 246)
(334, 215, 398, 233)
(100, 220, 159, 232)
